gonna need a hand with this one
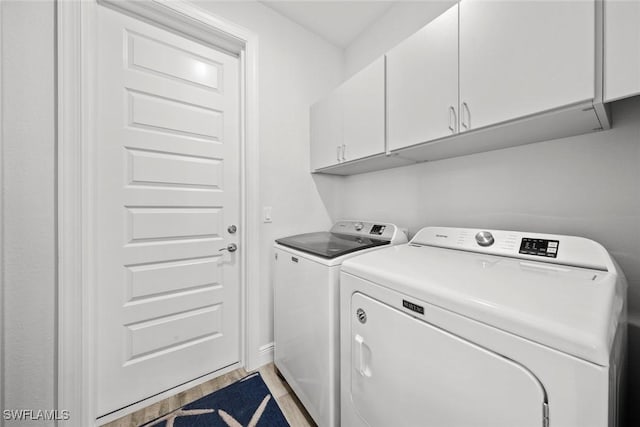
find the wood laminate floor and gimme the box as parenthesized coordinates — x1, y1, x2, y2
(102, 363, 316, 427)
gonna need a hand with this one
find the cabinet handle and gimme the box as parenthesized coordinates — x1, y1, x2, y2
(461, 102, 471, 130)
(337, 146, 341, 162)
(448, 106, 457, 133)
(341, 144, 346, 161)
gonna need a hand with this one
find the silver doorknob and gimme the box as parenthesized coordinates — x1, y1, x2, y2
(227, 225, 237, 234)
(219, 243, 238, 253)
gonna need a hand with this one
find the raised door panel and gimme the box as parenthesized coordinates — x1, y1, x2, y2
(310, 89, 343, 170)
(349, 292, 546, 427)
(604, 0, 640, 102)
(342, 57, 385, 162)
(459, 0, 594, 131)
(387, 4, 459, 151)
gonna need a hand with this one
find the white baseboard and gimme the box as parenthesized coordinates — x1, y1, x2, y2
(255, 342, 274, 369)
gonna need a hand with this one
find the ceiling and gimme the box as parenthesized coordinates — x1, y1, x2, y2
(260, 1, 397, 48)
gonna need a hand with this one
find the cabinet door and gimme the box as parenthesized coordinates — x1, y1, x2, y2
(604, 0, 640, 102)
(310, 89, 342, 171)
(387, 4, 459, 151)
(459, 0, 594, 131)
(342, 57, 385, 162)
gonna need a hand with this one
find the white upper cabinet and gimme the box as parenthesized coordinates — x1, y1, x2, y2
(310, 88, 343, 170)
(310, 56, 385, 171)
(604, 0, 640, 102)
(342, 57, 386, 162)
(387, 4, 459, 151)
(311, 0, 610, 175)
(458, 0, 595, 131)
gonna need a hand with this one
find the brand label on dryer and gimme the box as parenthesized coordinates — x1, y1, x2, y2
(402, 300, 424, 315)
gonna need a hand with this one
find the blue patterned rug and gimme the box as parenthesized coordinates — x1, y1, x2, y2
(142, 372, 290, 426)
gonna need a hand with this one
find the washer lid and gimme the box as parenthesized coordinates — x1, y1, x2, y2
(342, 244, 625, 366)
(275, 232, 389, 259)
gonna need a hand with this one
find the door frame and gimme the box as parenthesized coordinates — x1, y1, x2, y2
(57, 0, 261, 424)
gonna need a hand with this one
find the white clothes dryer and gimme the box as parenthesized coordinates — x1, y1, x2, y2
(340, 226, 626, 427)
(274, 220, 407, 427)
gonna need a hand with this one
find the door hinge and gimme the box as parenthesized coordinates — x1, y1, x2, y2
(543, 402, 549, 427)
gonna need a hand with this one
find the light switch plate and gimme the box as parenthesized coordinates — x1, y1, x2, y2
(263, 206, 272, 223)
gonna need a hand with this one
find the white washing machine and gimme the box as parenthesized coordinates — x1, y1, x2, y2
(340, 226, 627, 427)
(273, 220, 407, 427)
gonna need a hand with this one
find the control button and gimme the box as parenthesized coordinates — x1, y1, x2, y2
(354, 222, 364, 231)
(547, 247, 557, 254)
(475, 231, 495, 247)
(548, 242, 558, 248)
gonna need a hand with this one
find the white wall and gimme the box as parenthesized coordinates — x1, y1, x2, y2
(1, 1, 56, 424)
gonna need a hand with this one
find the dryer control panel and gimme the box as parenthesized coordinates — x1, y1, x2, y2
(410, 227, 610, 271)
(519, 238, 559, 258)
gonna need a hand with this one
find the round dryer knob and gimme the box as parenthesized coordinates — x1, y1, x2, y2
(475, 231, 495, 247)
(354, 222, 364, 231)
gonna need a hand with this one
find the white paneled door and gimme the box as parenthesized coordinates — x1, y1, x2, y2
(95, 6, 240, 416)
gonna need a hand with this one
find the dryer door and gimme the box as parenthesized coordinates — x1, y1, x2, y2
(349, 292, 547, 427)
